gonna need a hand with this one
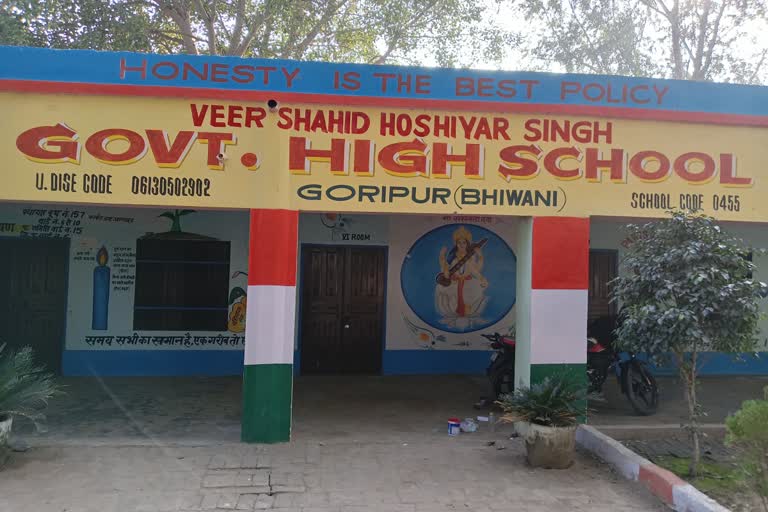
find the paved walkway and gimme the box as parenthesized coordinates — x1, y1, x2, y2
(18, 374, 768, 444)
(1, 436, 665, 512)
(0, 376, 668, 511)
(589, 375, 768, 438)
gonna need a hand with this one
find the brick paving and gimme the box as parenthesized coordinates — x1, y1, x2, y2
(0, 375, 687, 511)
(0, 437, 666, 512)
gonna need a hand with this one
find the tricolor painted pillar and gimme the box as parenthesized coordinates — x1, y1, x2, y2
(514, 217, 590, 389)
(242, 209, 298, 443)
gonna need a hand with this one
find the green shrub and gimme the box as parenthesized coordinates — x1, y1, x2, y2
(726, 386, 768, 511)
(496, 376, 588, 428)
(0, 344, 61, 435)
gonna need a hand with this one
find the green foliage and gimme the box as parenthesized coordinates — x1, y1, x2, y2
(513, 0, 660, 77)
(511, 0, 768, 83)
(726, 387, 768, 510)
(613, 210, 766, 359)
(653, 455, 749, 509)
(613, 209, 766, 477)
(0, 344, 61, 434)
(0, 0, 155, 52)
(0, 0, 516, 66)
(496, 375, 589, 427)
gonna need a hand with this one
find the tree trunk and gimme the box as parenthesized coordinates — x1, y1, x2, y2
(688, 353, 700, 477)
(670, 0, 685, 79)
(687, 373, 700, 477)
(677, 351, 700, 477)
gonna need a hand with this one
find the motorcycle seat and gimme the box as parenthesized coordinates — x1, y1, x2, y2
(500, 337, 515, 347)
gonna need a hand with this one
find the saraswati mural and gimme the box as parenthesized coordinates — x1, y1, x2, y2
(401, 223, 516, 334)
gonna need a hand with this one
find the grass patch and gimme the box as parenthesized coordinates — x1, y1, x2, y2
(652, 455, 748, 508)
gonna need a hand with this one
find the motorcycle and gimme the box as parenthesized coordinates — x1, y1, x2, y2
(587, 315, 658, 415)
(473, 332, 516, 408)
(474, 317, 659, 416)
(587, 336, 659, 416)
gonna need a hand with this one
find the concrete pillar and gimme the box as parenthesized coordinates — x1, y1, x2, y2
(241, 209, 298, 443)
(515, 217, 590, 389)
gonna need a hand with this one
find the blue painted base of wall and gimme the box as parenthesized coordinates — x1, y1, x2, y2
(293, 349, 490, 376)
(62, 350, 244, 376)
(647, 352, 768, 376)
(382, 350, 490, 375)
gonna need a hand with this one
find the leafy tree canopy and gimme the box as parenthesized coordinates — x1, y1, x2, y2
(613, 210, 766, 359)
(511, 0, 768, 84)
(0, 0, 517, 66)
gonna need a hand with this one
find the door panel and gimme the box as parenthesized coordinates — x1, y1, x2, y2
(340, 248, 385, 374)
(300, 246, 385, 375)
(301, 247, 344, 374)
(588, 250, 618, 323)
(0, 238, 68, 373)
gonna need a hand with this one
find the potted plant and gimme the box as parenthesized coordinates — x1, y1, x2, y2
(0, 344, 60, 449)
(497, 375, 588, 469)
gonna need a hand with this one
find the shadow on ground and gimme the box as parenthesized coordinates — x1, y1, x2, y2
(16, 375, 490, 444)
(14, 374, 768, 445)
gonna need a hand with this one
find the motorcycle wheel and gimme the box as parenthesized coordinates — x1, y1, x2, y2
(622, 362, 659, 416)
(493, 363, 515, 398)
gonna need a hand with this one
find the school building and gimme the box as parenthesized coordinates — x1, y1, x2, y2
(1, 46, 767, 442)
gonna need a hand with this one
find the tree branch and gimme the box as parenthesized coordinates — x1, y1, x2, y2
(749, 49, 768, 83)
(373, 39, 399, 65)
(670, 0, 685, 78)
(567, 0, 609, 72)
(227, 0, 246, 53)
(161, 2, 199, 55)
(691, 0, 713, 79)
(234, 1, 277, 57)
(372, 0, 441, 65)
(284, 0, 349, 59)
(192, 0, 216, 55)
(699, 0, 729, 80)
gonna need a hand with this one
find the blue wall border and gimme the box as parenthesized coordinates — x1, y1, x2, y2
(3, 46, 768, 118)
(648, 351, 768, 376)
(382, 350, 490, 375)
(62, 350, 244, 376)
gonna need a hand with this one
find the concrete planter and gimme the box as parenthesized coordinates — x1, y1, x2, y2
(0, 415, 12, 447)
(523, 422, 577, 469)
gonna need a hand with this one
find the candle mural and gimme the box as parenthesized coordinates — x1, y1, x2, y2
(92, 246, 110, 330)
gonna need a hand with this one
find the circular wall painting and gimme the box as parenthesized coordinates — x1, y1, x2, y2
(400, 223, 517, 334)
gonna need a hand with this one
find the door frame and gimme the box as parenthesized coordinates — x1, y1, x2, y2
(296, 243, 389, 376)
(0, 235, 71, 374)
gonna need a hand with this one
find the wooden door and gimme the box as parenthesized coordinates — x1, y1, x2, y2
(300, 246, 385, 375)
(0, 238, 69, 373)
(588, 250, 618, 323)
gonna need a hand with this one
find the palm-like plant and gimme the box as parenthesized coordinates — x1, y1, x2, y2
(0, 344, 61, 434)
(496, 376, 589, 428)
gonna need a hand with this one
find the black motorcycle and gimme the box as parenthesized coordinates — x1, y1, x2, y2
(587, 339, 659, 416)
(473, 332, 516, 408)
(587, 316, 659, 416)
